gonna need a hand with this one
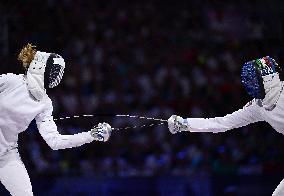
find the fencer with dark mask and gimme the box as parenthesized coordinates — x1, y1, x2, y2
(168, 56, 284, 196)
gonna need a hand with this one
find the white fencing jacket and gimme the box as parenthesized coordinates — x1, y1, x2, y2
(186, 74, 284, 134)
(0, 73, 94, 155)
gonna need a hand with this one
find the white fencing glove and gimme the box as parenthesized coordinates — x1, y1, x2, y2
(168, 115, 189, 134)
(90, 122, 112, 142)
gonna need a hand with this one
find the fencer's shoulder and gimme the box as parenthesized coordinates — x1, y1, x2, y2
(244, 99, 260, 108)
(0, 73, 18, 80)
(0, 73, 24, 85)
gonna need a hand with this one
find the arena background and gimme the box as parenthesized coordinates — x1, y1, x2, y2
(1, 0, 284, 195)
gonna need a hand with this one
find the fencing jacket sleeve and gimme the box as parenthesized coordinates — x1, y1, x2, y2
(0, 74, 10, 94)
(186, 99, 264, 133)
(0, 75, 5, 94)
(35, 98, 94, 150)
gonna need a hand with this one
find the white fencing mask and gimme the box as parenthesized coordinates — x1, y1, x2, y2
(26, 51, 65, 101)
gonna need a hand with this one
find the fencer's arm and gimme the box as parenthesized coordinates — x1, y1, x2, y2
(35, 99, 94, 150)
(171, 100, 264, 133)
(0, 74, 23, 94)
(0, 74, 10, 94)
(0, 74, 5, 93)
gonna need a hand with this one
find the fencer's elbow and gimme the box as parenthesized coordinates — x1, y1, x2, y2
(48, 143, 60, 150)
(44, 134, 64, 150)
(45, 140, 61, 150)
(51, 146, 60, 150)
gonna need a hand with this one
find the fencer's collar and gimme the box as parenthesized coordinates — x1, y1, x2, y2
(261, 73, 283, 111)
(26, 51, 51, 101)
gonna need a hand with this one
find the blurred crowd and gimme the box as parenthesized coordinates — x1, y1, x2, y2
(1, 0, 284, 179)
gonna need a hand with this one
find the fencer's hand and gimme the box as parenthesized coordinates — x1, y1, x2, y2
(90, 122, 112, 142)
(168, 115, 188, 134)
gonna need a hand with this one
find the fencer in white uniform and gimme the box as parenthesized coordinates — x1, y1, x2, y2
(168, 56, 284, 196)
(0, 46, 112, 196)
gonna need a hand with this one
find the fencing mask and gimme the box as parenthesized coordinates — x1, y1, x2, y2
(26, 51, 65, 101)
(241, 56, 283, 110)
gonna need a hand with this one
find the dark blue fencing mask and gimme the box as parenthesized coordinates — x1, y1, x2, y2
(241, 56, 282, 99)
